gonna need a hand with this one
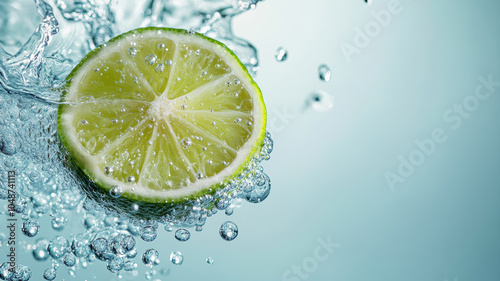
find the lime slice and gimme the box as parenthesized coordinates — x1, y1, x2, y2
(57, 28, 266, 204)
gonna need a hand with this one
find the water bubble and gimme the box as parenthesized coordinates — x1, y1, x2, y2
(72, 239, 91, 258)
(365, 0, 372, 4)
(145, 54, 157, 65)
(219, 221, 238, 241)
(110, 234, 125, 255)
(127, 47, 138, 57)
(164, 224, 173, 232)
(195, 225, 203, 232)
(206, 257, 214, 265)
(157, 43, 166, 50)
(180, 137, 193, 149)
(225, 208, 234, 216)
(33, 239, 49, 261)
(196, 172, 204, 179)
(121, 235, 136, 252)
(107, 257, 124, 273)
(123, 261, 137, 271)
(12, 264, 31, 281)
(245, 172, 271, 203)
(22, 219, 40, 237)
(90, 237, 109, 254)
(200, 70, 207, 76)
(109, 185, 123, 198)
(127, 176, 136, 183)
(48, 236, 69, 258)
(51, 215, 68, 230)
(104, 166, 113, 175)
(0, 262, 13, 281)
(155, 63, 165, 73)
(0, 134, 17, 155)
(318, 64, 332, 82)
(140, 226, 157, 242)
(170, 251, 183, 265)
(143, 248, 160, 265)
(307, 90, 334, 112)
(165, 59, 173, 66)
(63, 253, 77, 267)
(43, 267, 57, 281)
(174, 229, 190, 242)
(274, 47, 288, 62)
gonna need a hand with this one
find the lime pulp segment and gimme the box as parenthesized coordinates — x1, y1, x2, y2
(57, 28, 266, 203)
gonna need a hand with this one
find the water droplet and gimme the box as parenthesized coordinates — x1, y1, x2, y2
(145, 54, 157, 65)
(170, 251, 183, 265)
(196, 172, 204, 179)
(121, 235, 136, 252)
(48, 236, 69, 258)
(307, 90, 334, 112)
(274, 47, 288, 62)
(0, 262, 13, 280)
(33, 239, 49, 261)
(104, 166, 113, 175)
(142, 248, 160, 265)
(206, 257, 214, 265)
(174, 229, 190, 242)
(127, 176, 136, 183)
(181, 137, 193, 149)
(365, 0, 372, 4)
(165, 59, 173, 66)
(155, 63, 165, 73)
(43, 267, 57, 280)
(127, 47, 138, 57)
(22, 219, 40, 237)
(140, 226, 157, 242)
(111, 118, 119, 124)
(63, 253, 77, 267)
(219, 221, 238, 241)
(107, 257, 124, 273)
(200, 71, 207, 76)
(79, 119, 89, 125)
(318, 64, 332, 82)
(109, 185, 123, 198)
(245, 172, 271, 203)
(90, 237, 109, 254)
(157, 43, 165, 50)
(94, 67, 99, 72)
(225, 208, 234, 216)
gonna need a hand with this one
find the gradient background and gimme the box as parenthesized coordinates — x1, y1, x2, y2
(3, 0, 500, 280)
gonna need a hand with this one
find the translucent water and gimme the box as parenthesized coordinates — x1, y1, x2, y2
(0, 0, 273, 279)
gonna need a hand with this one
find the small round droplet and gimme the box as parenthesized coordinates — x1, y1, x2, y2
(127, 176, 136, 183)
(174, 229, 190, 242)
(104, 166, 113, 175)
(274, 47, 288, 62)
(127, 47, 138, 57)
(43, 267, 57, 281)
(22, 219, 40, 237)
(79, 119, 89, 125)
(90, 237, 109, 254)
(165, 59, 173, 66)
(307, 90, 334, 112)
(155, 63, 165, 73)
(121, 235, 136, 252)
(219, 221, 238, 241)
(111, 118, 119, 124)
(63, 253, 77, 267)
(94, 67, 99, 72)
(180, 137, 193, 149)
(157, 43, 165, 50)
(318, 64, 332, 82)
(142, 248, 160, 265)
(48, 236, 69, 258)
(140, 226, 157, 242)
(206, 257, 214, 265)
(109, 185, 123, 198)
(145, 54, 157, 65)
(170, 251, 183, 265)
(107, 257, 124, 273)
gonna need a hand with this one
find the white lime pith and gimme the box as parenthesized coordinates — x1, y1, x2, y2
(57, 28, 266, 203)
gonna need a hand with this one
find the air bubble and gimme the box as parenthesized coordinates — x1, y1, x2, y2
(174, 229, 190, 242)
(155, 63, 165, 73)
(274, 47, 288, 62)
(63, 253, 77, 267)
(165, 59, 173, 66)
(43, 267, 57, 280)
(22, 219, 40, 237)
(181, 137, 193, 149)
(145, 54, 157, 65)
(307, 90, 334, 112)
(157, 43, 165, 50)
(219, 221, 238, 241)
(127, 176, 136, 183)
(48, 236, 69, 258)
(109, 185, 123, 198)
(127, 47, 138, 57)
(143, 249, 160, 265)
(318, 64, 332, 82)
(170, 251, 183, 265)
(206, 258, 214, 265)
(104, 166, 113, 175)
(140, 226, 157, 242)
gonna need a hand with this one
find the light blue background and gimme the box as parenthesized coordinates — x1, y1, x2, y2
(3, 0, 500, 280)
